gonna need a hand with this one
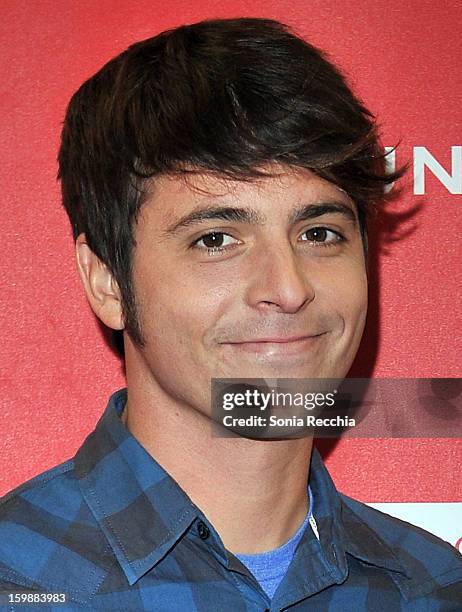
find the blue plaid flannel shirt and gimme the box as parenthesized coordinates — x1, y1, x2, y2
(0, 387, 461, 611)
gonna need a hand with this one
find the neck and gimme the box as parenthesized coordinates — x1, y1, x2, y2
(122, 365, 313, 554)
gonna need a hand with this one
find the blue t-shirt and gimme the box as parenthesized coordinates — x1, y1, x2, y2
(235, 485, 315, 599)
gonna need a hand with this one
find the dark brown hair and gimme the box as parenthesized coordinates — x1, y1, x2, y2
(58, 17, 402, 352)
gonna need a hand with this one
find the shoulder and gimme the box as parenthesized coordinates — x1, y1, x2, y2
(0, 460, 83, 534)
(1, 459, 78, 510)
(339, 492, 462, 603)
(0, 462, 110, 605)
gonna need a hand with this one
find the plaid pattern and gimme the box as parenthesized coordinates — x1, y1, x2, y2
(0, 387, 461, 611)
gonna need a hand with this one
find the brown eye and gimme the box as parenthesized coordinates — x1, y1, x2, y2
(193, 232, 239, 251)
(201, 232, 225, 248)
(300, 227, 342, 244)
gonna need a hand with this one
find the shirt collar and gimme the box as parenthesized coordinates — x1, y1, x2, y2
(308, 446, 409, 579)
(74, 388, 199, 585)
(74, 387, 408, 588)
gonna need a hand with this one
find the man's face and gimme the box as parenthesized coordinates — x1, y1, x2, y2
(128, 167, 367, 413)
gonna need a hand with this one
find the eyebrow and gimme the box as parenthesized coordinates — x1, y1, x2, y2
(165, 201, 357, 235)
(289, 202, 357, 225)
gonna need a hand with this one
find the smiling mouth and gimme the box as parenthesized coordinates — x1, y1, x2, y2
(223, 333, 327, 355)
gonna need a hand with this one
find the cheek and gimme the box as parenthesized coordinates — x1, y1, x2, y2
(340, 269, 368, 341)
(340, 265, 367, 312)
(315, 258, 368, 328)
(136, 257, 237, 346)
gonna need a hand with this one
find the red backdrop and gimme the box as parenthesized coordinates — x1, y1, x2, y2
(1, 0, 460, 515)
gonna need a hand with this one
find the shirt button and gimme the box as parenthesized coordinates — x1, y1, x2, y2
(197, 521, 210, 540)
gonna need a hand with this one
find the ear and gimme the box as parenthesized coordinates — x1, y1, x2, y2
(75, 233, 124, 331)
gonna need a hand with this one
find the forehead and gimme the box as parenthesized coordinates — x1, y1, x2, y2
(138, 166, 356, 226)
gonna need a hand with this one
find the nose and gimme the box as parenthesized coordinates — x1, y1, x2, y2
(245, 242, 315, 314)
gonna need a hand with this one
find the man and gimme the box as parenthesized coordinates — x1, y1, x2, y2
(0, 17, 460, 611)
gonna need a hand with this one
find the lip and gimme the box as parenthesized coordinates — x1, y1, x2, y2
(223, 333, 327, 355)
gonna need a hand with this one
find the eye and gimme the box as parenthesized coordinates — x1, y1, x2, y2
(299, 227, 344, 246)
(192, 231, 239, 253)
